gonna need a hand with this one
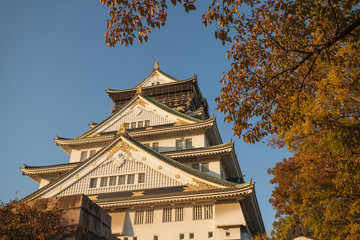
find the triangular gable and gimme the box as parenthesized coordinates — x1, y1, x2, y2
(79, 94, 201, 139)
(133, 69, 179, 88)
(23, 135, 235, 201)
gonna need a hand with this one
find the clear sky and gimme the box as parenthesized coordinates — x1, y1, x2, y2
(0, 0, 289, 233)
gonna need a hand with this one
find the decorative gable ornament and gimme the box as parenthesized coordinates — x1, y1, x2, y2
(110, 152, 127, 168)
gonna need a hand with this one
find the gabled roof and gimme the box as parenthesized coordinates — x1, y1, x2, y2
(22, 133, 237, 202)
(71, 94, 203, 141)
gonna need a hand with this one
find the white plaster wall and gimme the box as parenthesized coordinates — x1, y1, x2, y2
(69, 145, 104, 163)
(115, 203, 243, 240)
(141, 133, 206, 152)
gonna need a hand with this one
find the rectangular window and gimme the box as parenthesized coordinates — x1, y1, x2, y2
(118, 175, 126, 185)
(134, 210, 144, 224)
(192, 163, 200, 171)
(145, 210, 154, 224)
(125, 123, 130, 129)
(109, 176, 117, 186)
(131, 122, 137, 129)
(153, 236, 158, 240)
(80, 151, 88, 161)
(193, 205, 202, 220)
(176, 139, 183, 150)
(185, 138, 192, 149)
(189, 233, 194, 239)
(127, 174, 135, 184)
(138, 173, 145, 183)
(163, 208, 172, 222)
(202, 163, 210, 172)
(175, 207, 183, 222)
(138, 121, 143, 128)
(100, 177, 108, 187)
(89, 178, 97, 188)
(89, 150, 96, 157)
(179, 233, 184, 240)
(144, 143, 150, 148)
(133, 237, 137, 240)
(152, 142, 159, 152)
(204, 205, 213, 219)
(208, 232, 213, 238)
(145, 120, 150, 127)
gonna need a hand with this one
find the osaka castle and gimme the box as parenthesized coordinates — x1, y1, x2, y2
(21, 62, 265, 240)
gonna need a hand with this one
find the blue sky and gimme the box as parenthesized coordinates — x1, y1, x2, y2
(0, 1, 289, 232)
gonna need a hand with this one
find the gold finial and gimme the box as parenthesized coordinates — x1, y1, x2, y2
(136, 86, 143, 95)
(117, 123, 127, 135)
(154, 60, 159, 70)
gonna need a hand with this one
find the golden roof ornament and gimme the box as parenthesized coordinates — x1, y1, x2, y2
(154, 60, 159, 70)
(117, 123, 128, 135)
(136, 86, 143, 95)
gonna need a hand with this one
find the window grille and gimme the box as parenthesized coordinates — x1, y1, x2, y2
(118, 175, 126, 185)
(175, 207, 183, 221)
(109, 176, 117, 186)
(176, 139, 183, 150)
(145, 209, 154, 224)
(204, 205, 213, 219)
(152, 142, 159, 152)
(100, 177, 108, 187)
(125, 123, 130, 129)
(80, 151, 88, 161)
(192, 163, 200, 171)
(131, 122, 136, 129)
(127, 174, 135, 184)
(134, 210, 144, 224)
(163, 208, 172, 222)
(138, 121, 143, 128)
(185, 138, 192, 149)
(145, 120, 150, 127)
(202, 163, 210, 172)
(179, 233, 184, 240)
(193, 205, 202, 220)
(138, 173, 145, 183)
(89, 150, 96, 157)
(89, 178, 97, 188)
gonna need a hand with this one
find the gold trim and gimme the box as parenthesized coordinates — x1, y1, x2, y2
(175, 174, 180, 179)
(89, 195, 98, 200)
(132, 191, 144, 197)
(142, 157, 146, 161)
(158, 165, 162, 170)
(57, 186, 61, 190)
(92, 162, 96, 166)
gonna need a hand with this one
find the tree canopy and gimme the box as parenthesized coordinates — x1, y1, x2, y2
(0, 199, 85, 240)
(100, 0, 360, 239)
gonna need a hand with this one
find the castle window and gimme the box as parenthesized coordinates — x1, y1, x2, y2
(125, 123, 130, 129)
(144, 143, 150, 148)
(176, 139, 183, 150)
(202, 163, 209, 172)
(163, 208, 172, 222)
(109, 176, 117, 186)
(138, 121, 143, 128)
(145, 120, 150, 127)
(118, 175, 126, 185)
(135, 210, 144, 224)
(192, 163, 200, 171)
(138, 173, 145, 183)
(208, 232, 213, 238)
(175, 207, 183, 221)
(127, 174, 135, 184)
(152, 142, 159, 151)
(204, 205, 213, 219)
(179, 233, 184, 240)
(185, 138, 192, 148)
(193, 205, 202, 220)
(189, 233, 194, 239)
(89, 178, 97, 188)
(153, 236, 158, 240)
(100, 177, 108, 187)
(145, 209, 154, 224)
(131, 122, 136, 129)
(89, 150, 96, 157)
(80, 151, 88, 161)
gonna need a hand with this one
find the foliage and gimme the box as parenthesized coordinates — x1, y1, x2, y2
(251, 233, 272, 240)
(100, 0, 360, 239)
(0, 198, 85, 240)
